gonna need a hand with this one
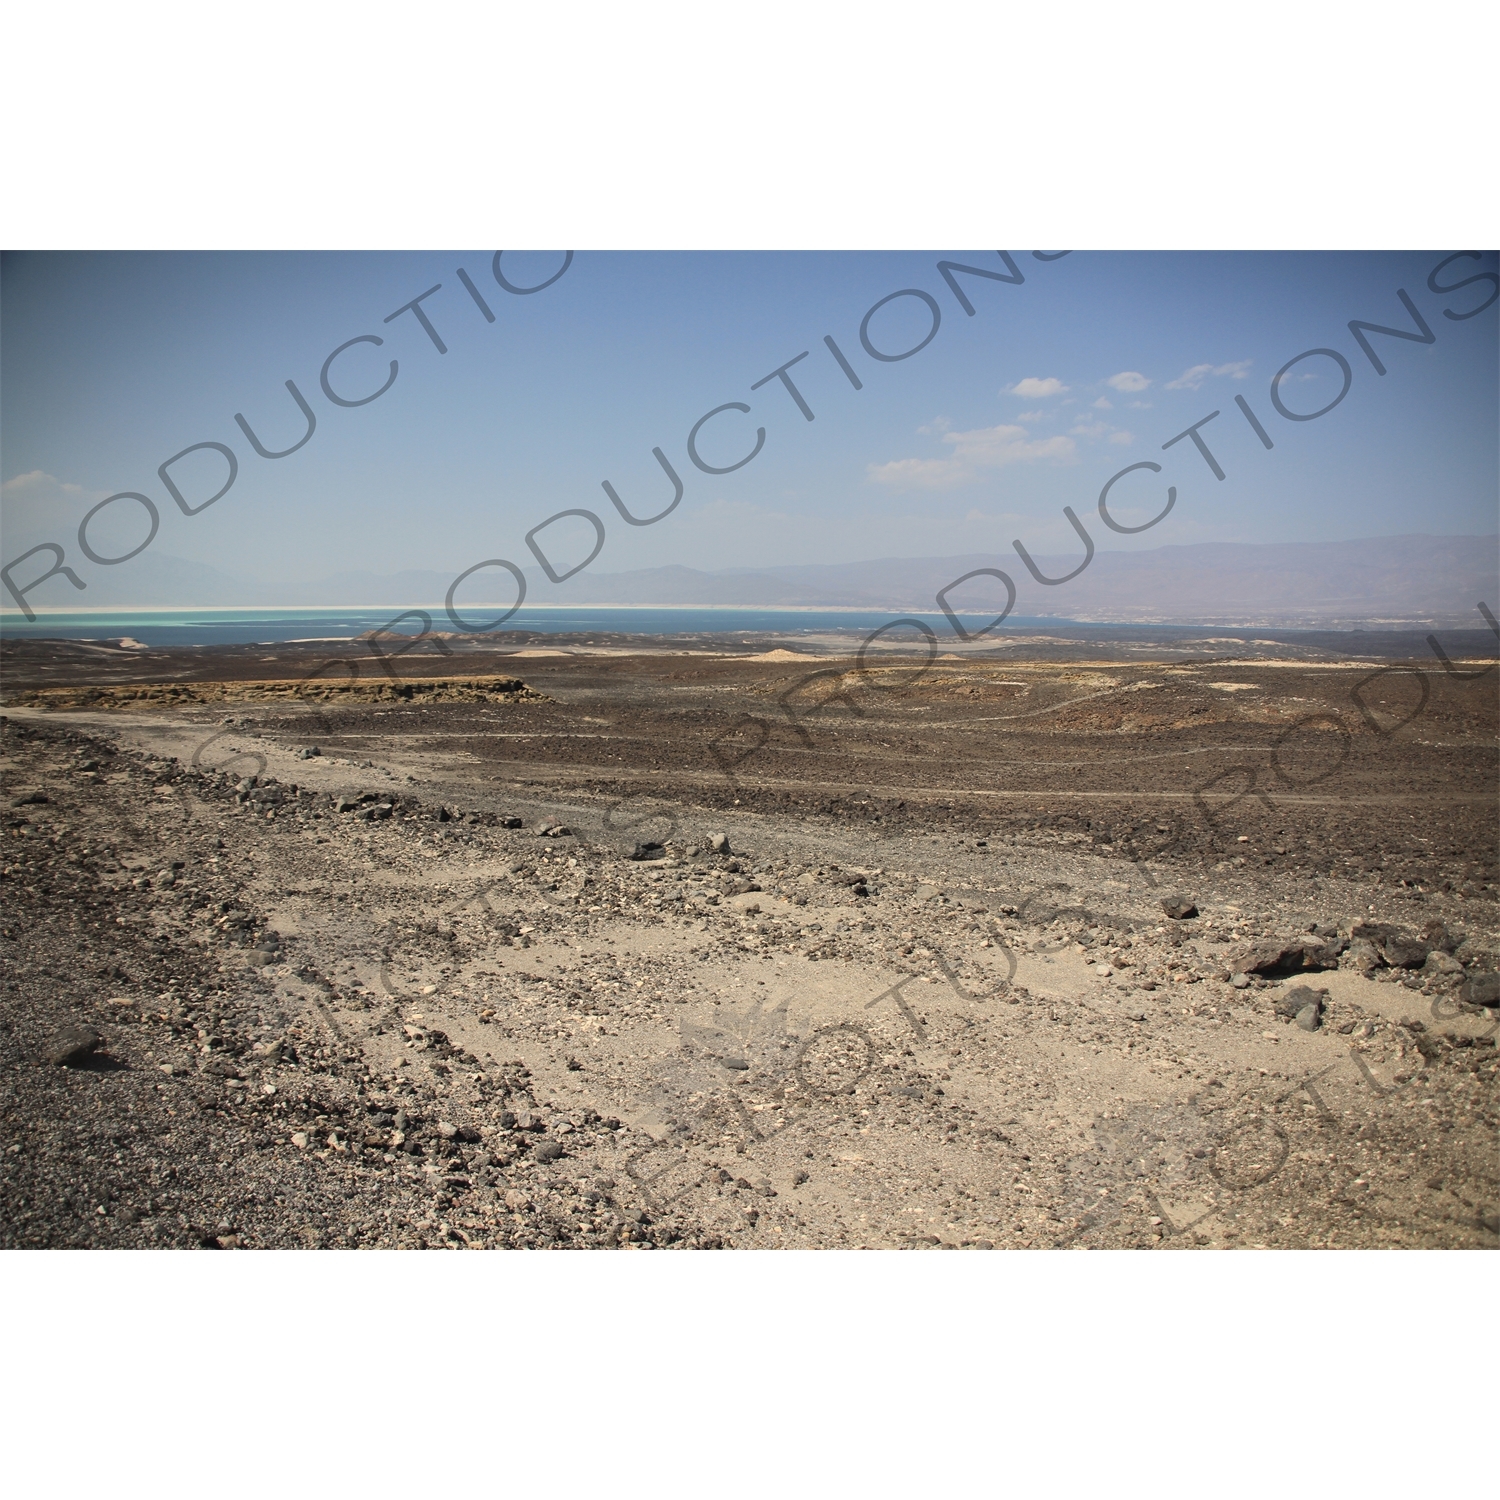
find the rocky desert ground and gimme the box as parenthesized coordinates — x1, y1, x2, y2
(2, 623, 1496, 1250)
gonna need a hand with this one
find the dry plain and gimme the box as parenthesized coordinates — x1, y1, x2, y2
(2, 622, 1496, 1250)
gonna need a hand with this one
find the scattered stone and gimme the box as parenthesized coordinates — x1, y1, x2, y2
(2, 700, 1488, 1254)
(710, 833, 731, 854)
(1349, 921, 1429, 969)
(11, 791, 48, 807)
(1412, 1030, 1445, 1061)
(1160, 894, 1198, 920)
(296, 746, 321, 759)
(1464, 973, 1500, 1008)
(1419, 918, 1457, 953)
(1275, 984, 1328, 1020)
(1380, 934, 1429, 969)
(1227, 935, 1343, 977)
(46, 1027, 102, 1066)
(629, 842, 665, 861)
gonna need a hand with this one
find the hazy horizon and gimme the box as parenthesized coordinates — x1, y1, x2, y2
(4, 532, 1496, 635)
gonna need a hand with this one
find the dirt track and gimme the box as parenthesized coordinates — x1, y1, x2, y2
(2, 628, 1496, 1249)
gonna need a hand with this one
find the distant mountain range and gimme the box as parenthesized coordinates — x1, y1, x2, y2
(18, 534, 1499, 629)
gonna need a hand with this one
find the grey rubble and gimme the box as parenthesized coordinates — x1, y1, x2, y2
(1, 713, 1496, 1251)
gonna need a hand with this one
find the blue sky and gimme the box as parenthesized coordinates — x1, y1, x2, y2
(2, 250, 1496, 608)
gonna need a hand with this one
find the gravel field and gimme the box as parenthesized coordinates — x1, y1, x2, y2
(3, 627, 1496, 1250)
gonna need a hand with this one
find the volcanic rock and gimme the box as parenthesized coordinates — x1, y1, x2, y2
(1227, 936, 1343, 977)
(47, 1027, 102, 1066)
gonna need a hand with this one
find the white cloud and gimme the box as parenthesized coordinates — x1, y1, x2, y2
(1092, 396, 1113, 409)
(865, 456, 970, 490)
(1005, 376, 1069, 399)
(1016, 409, 1047, 423)
(867, 423, 1077, 490)
(0, 470, 109, 535)
(1165, 359, 1254, 391)
(1105, 370, 1151, 393)
(1127, 400, 1152, 409)
(0, 472, 116, 573)
(946, 425, 1076, 468)
(1067, 419, 1135, 447)
(917, 416, 952, 435)
(1, 469, 102, 501)
(1165, 364, 1213, 391)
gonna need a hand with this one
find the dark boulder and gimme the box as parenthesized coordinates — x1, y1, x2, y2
(1419, 918, 1458, 954)
(1351, 920, 1429, 968)
(1380, 934, 1429, 969)
(1463, 972, 1500, 1008)
(46, 1027, 102, 1066)
(1274, 984, 1328, 1020)
(1227, 936, 1344, 977)
(1273, 985, 1327, 1029)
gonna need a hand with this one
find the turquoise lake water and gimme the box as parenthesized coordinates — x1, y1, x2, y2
(0, 606, 1100, 648)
